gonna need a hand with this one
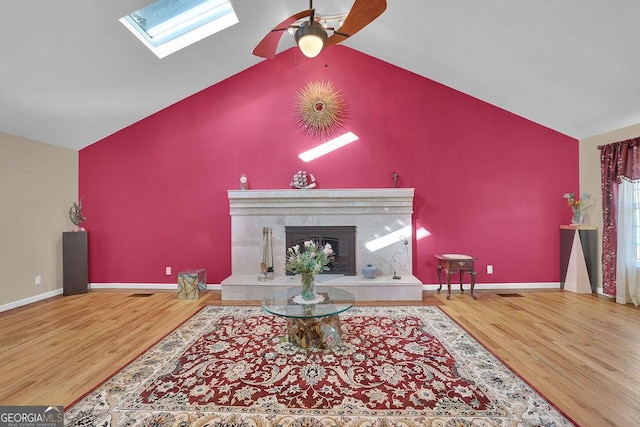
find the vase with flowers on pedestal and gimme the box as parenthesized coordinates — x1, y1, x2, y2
(571, 210, 584, 226)
(285, 240, 335, 302)
(563, 192, 592, 225)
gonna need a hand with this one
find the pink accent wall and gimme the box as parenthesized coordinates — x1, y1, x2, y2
(79, 46, 578, 287)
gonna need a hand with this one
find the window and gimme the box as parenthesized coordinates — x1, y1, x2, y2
(618, 178, 640, 262)
(633, 181, 640, 261)
(120, 0, 238, 58)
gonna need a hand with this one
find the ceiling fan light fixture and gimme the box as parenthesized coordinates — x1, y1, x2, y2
(294, 21, 327, 58)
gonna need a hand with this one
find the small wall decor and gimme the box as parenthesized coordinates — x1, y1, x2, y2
(291, 170, 316, 189)
(295, 80, 347, 138)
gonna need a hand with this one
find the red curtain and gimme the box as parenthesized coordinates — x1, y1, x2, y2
(599, 138, 640, 295)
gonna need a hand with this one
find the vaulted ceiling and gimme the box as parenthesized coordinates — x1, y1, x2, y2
(2, 0, 639, 150)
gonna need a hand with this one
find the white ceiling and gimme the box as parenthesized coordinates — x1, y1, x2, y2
(2, 0, 639, 150)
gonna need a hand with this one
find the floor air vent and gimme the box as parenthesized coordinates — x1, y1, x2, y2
(496, 293, 523, 298)
(130, 293, 154, 297)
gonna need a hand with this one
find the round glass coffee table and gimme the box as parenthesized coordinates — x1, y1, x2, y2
(262, 286, 355, 349)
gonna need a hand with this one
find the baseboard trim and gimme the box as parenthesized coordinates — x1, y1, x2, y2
(89, 283, 222, 291)
(0, 282, 564, 313)
(421, 282, 561, 290)
(0, 289, 64, 313)
(90, 282, 558, 292)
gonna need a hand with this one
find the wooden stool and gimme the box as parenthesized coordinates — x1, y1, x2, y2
(434, 254, 477, 300)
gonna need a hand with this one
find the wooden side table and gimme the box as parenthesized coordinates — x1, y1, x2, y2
(435, 254, 477, 300)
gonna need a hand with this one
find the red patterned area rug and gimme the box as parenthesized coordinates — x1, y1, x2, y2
(65, 306, 576, 426)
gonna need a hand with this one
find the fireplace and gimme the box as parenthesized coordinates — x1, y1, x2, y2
(221, 188, 422, 301)
(285, 226, 356, 275)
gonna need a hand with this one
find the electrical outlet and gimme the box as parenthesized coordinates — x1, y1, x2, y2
(35, 275, 42, 285)
(165, 267, 172, 276)
(487, 265, 493, 274)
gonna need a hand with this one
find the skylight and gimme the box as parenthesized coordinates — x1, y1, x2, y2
(120, 0, 238, 58)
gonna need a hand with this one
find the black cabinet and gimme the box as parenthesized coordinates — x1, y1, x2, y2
(63, 231, 88, 295)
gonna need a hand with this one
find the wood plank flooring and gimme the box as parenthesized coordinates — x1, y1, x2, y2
(0, 289, 639, 426)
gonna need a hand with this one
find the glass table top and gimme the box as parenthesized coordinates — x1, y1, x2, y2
(261, 286, 355, 319)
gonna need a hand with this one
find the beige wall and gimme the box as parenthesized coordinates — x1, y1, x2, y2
(580, 122, 640, 292)
(0, 132, 78, 308)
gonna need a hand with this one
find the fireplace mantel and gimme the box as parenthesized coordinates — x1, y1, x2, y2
(222, 188, 422, 301)
(227, 188, 415, 216)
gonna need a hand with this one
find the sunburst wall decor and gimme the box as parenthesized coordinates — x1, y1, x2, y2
(295, 80, 347, 138)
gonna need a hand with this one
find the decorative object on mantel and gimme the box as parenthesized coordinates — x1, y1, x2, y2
(295, 80, 347, 139)
(69, 199, 87, 232)
(239, 174, 248, 190)
(290, 170, 316, 189)
(362, 264, 377, 279)
(392, 171, 398, 188)
(258, 227, 274, 281)
(563, 192, 592, 225)
(285, 240, 334, 301)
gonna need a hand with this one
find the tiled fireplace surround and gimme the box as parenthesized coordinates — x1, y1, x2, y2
(221, 188, 423, 301)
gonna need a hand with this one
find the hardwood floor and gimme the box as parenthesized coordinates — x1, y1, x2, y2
(0, 289, 639, 426)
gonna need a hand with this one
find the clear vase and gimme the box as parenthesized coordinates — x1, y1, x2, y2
(571, 210, 584, 225)
(300, 272, 316, 301)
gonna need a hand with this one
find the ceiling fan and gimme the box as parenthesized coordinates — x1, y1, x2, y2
(252, 0, 387, 59)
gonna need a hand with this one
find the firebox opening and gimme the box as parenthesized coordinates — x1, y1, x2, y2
(285, 226, 356, 276)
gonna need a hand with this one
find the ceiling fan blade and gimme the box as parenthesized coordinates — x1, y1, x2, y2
(325, 0, 387, 47)
(252, 9, 312, 59)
